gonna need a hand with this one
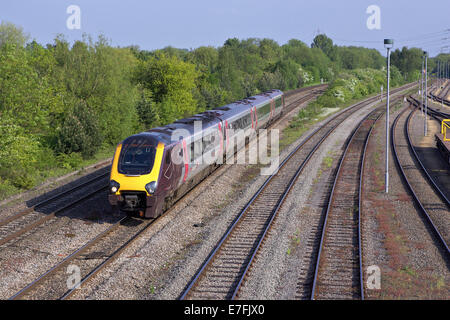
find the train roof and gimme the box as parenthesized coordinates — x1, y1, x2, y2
(212, 90, 283, 119)
(131, 89, 283, 146)
(143, 110, 222, 145)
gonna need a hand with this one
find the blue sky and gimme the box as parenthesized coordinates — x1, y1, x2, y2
(1, 0, 449, 56)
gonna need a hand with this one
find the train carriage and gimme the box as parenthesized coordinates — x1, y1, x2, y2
(108, 89, 284, 218)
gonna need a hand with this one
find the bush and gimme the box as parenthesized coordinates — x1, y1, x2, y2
(56, 152, 83, 170)
(0, 122, 41, 189)
(55, 102, 102, 159)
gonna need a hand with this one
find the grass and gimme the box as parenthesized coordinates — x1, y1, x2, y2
(287, 229, 301, 256)
(322, 155, 333, 168)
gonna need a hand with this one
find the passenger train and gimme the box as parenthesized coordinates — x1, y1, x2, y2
(108, 90, 284, 218)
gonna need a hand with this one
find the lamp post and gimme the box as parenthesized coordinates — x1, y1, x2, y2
(384, 39, 393, 194)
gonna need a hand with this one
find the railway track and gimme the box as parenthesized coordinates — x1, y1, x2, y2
(10, 215, 155, 300)
(283, 87, 327, 115)
(392, 104, 450, 254)
(0, 84, 320, 234)
(283, 84, 328, 101)
(422, 97, 450, 120)
(179, 84, 414, 300)
(430, 82, 450, 107)
(309, 107, 384, 300)
(6, 85, 325, 300)
(407, 98, 450, 201)
(0, 169, 110, 248)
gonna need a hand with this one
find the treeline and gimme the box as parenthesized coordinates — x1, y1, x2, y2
(0, 23, 420, 197)
(391, 47, 450, 81)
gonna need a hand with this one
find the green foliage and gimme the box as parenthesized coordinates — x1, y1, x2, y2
(136, 87, 160, 129)
(135, 52, 200, 123)
(311, 34, 336, 61)
(312, 68, 399, 112)
(56, 152, 83, 170)
(55, 102, 102, 159)
(0, 21, 29, 48)
(0, 122, 42, 189)
(391, 47, 424, 82)
(0, 43, 63, 135)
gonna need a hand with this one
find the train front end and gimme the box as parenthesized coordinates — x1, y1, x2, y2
(108, 133, 165, 218)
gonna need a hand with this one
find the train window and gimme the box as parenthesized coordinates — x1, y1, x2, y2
(258, 103, 271, 117)
(195, 140, 203, 158)
(276, 97, 282, 108)
(243, 114, 251, 128)
(190, 143, 195, 162)
(118, 137, 156, 175)
(203, 132, 217, 153)
(202, 134, 210, 152)
(232, 119, 240, 130)
(190, 140, 203, 162)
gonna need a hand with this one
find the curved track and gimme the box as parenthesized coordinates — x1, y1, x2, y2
(430, 81, 450, 107)
(391, 105, 449, 255)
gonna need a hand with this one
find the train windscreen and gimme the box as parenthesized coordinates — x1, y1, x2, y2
(118, 137, 156, 175)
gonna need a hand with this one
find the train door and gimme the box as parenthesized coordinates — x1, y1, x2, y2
(224, 120, 229, 155)
(162, 148, 174, 190)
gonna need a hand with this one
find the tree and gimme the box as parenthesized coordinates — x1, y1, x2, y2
(55, 102, 102, 158)
(311, 34, 336, 61)
(135, 52, 200, 123)
(0, 21, 29, 48)
(391, 47, 424, 81)
(136, 86, 160, 129)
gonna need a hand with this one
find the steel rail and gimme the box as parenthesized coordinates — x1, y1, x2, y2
(60, 217, 158, 300)
(310, 107, 384, 300)
(0, 171, 110, 228)
(9, 215, 129, 300)
(180, 102, 368, 300)
(358, 110, 385, 300)
(0, 184, 108, 247)
(430, 88, 450, 107)
(405, 101, 450, 207)
(391, 106, 449, 255)
(408, 96, 449, 125)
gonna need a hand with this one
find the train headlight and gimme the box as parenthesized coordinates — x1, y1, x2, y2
(145, 181, 157, 194)
(110, 180, 120, 193)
